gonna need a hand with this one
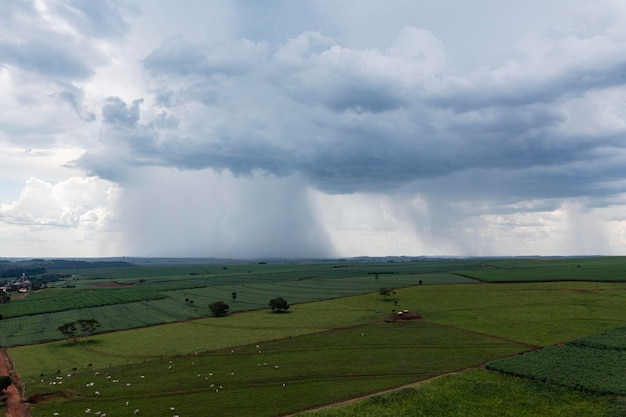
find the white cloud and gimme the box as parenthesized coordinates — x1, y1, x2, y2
(0, 176, 121, 257)
(0, 176, 119, 227)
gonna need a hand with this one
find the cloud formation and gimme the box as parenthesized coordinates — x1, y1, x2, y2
(75, 16, 626, 201)
(2, 0, 626, 257)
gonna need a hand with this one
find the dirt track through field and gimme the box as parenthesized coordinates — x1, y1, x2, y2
(279, 366, 480, 417)
(0, 349, 29, 417)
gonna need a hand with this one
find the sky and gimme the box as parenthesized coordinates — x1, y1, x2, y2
(1, 0, 626, 259)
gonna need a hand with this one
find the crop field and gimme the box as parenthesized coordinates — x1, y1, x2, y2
(299, 369, 624, 417)
(55, 259, 487, 281)
(0, 264, 475, 347)
(10, 279, 625, 378)
(1, 257, 625, 417)
(486, 325, 626, 395)
(461, 256, 626, 282)
(569, 325, 626, 350)
(0, 288, 164, 319)
(487, 345, 626, 395)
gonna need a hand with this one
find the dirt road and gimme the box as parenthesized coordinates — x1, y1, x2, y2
(0, 349, 30, 417)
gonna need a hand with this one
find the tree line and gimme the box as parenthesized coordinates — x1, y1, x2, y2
(209, 297, 290, 317)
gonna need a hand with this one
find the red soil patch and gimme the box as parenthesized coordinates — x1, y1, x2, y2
(385, 312, 423, 322)
(0, 349, 30, 417)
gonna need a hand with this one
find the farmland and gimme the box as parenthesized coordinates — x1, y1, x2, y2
(1, 256, 625, 416)
(300, 369, 623, 417)
(486, 325, 626, 395)
(0, 260, 477, 347)
(24, 322, 527, 417)
(458, 256, 626, 282)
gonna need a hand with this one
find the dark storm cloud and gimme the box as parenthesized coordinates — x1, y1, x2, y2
(70, 19, 626, 211)
(7, 0, 626, 258)
(305, 80, 406, 113)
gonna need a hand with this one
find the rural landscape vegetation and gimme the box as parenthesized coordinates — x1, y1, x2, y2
(4, 2, 626, 416)
(0, 256, 623, 416)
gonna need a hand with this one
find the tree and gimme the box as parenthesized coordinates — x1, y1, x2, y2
(379, 288, 396, 299)
(209, 301, 230, 317)
(0, 376, 11, 391)
(269, 297, 289, 313)
(231, 291, 237, 302)
(58, 321, 78, 342)
(77, 319, 100, 342)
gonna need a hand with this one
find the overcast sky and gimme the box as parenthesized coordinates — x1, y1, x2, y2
(2, 0, 626, 258)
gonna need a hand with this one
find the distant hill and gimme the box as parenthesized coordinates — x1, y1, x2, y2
(0, 259, 136, 278)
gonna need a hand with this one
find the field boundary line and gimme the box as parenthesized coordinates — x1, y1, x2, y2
(279, 366, 482, 417)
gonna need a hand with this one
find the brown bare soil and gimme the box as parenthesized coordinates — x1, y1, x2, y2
(0, 349, 30, 417)
(384, 312, 423, 322)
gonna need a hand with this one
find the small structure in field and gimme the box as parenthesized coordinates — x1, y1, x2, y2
(385, 309, 422, 322)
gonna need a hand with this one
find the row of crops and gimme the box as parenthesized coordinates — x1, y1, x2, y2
(2, 257, 624, 348)
(0, 260, 475, 346)
(486, 326, 626, 395)
(0, 288, 164, 319)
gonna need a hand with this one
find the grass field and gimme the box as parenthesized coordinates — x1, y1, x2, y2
(486, 325, 626, 395)
(299, 369, 625, 417)
(25, 322, 527, 417)
(2, 257, 626, 417)
(395, 281, 626, 345)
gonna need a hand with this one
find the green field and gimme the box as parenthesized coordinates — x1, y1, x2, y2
(486, 325, 626, 395)
(569, 325, 626, 350)
(10, 280, 625, 379)
(0, 261, 476, 347)
(299, 369, 624, 417)
(0, 287, 164, 319)
(461, 256, 626, 282)
(25, 322, 527, 417)
(1, 257, 626, 417)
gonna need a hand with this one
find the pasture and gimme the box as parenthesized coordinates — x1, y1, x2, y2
(2, 257, 626, 416)
(25, 322, 527, 417)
